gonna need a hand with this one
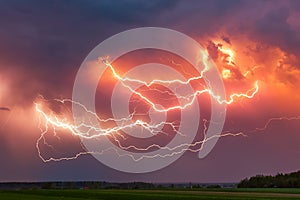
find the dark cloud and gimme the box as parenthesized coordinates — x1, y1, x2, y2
(0, 107, 10, 111)
(0, 0, 178, 24)
(221, 36, 231, 45)
(165, 0, 246, 37)
(206, 40, 219, 60)
(69, 0, 178, 23)
(0, 0, 179, 106)
(252, 6, 300, 57)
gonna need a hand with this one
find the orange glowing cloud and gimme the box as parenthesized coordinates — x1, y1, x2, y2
(201, 34, 300, 113)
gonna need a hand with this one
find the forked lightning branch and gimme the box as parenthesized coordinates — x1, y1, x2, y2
(34, 27, 260, 173)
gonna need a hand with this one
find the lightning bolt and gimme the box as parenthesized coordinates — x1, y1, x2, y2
(36, 101, 246, 162)
(101, 57, 259, 110)
(252, 116, 300, 132)
(34, 51, 261, 163)
(37, 101, 300, 162)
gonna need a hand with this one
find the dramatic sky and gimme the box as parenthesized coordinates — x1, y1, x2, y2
(1, 0, 300, 182)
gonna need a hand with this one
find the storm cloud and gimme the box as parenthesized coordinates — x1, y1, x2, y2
(0, 0, 300, 182)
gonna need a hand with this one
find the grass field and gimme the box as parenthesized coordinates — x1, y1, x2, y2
(1, 188, 300, 200)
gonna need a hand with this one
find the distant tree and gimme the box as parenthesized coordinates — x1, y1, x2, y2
(41, 182, 55, 189)
(206, 184, 221, 189)
(238, 170, 300, 188)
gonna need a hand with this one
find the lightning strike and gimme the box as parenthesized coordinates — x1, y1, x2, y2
(101, 58, 259, 111)
(36, 101, 247, 162)
(252, 116, 300, 132)
(36, 100, 300, 163)
(35, 50, 261, 163)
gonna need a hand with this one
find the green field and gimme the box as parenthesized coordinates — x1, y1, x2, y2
(1, 189, 300, 200)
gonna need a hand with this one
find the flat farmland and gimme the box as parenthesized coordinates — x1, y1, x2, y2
(1, 188, 300, 200)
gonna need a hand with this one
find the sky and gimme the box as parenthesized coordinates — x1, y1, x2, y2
(1, 0, 300, 183)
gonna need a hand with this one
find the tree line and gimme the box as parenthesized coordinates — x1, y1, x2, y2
(238, 170, 300, 188)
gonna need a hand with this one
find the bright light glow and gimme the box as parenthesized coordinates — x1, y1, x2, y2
(214, 43, 235, 65)
(222, 69, 231, 79)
